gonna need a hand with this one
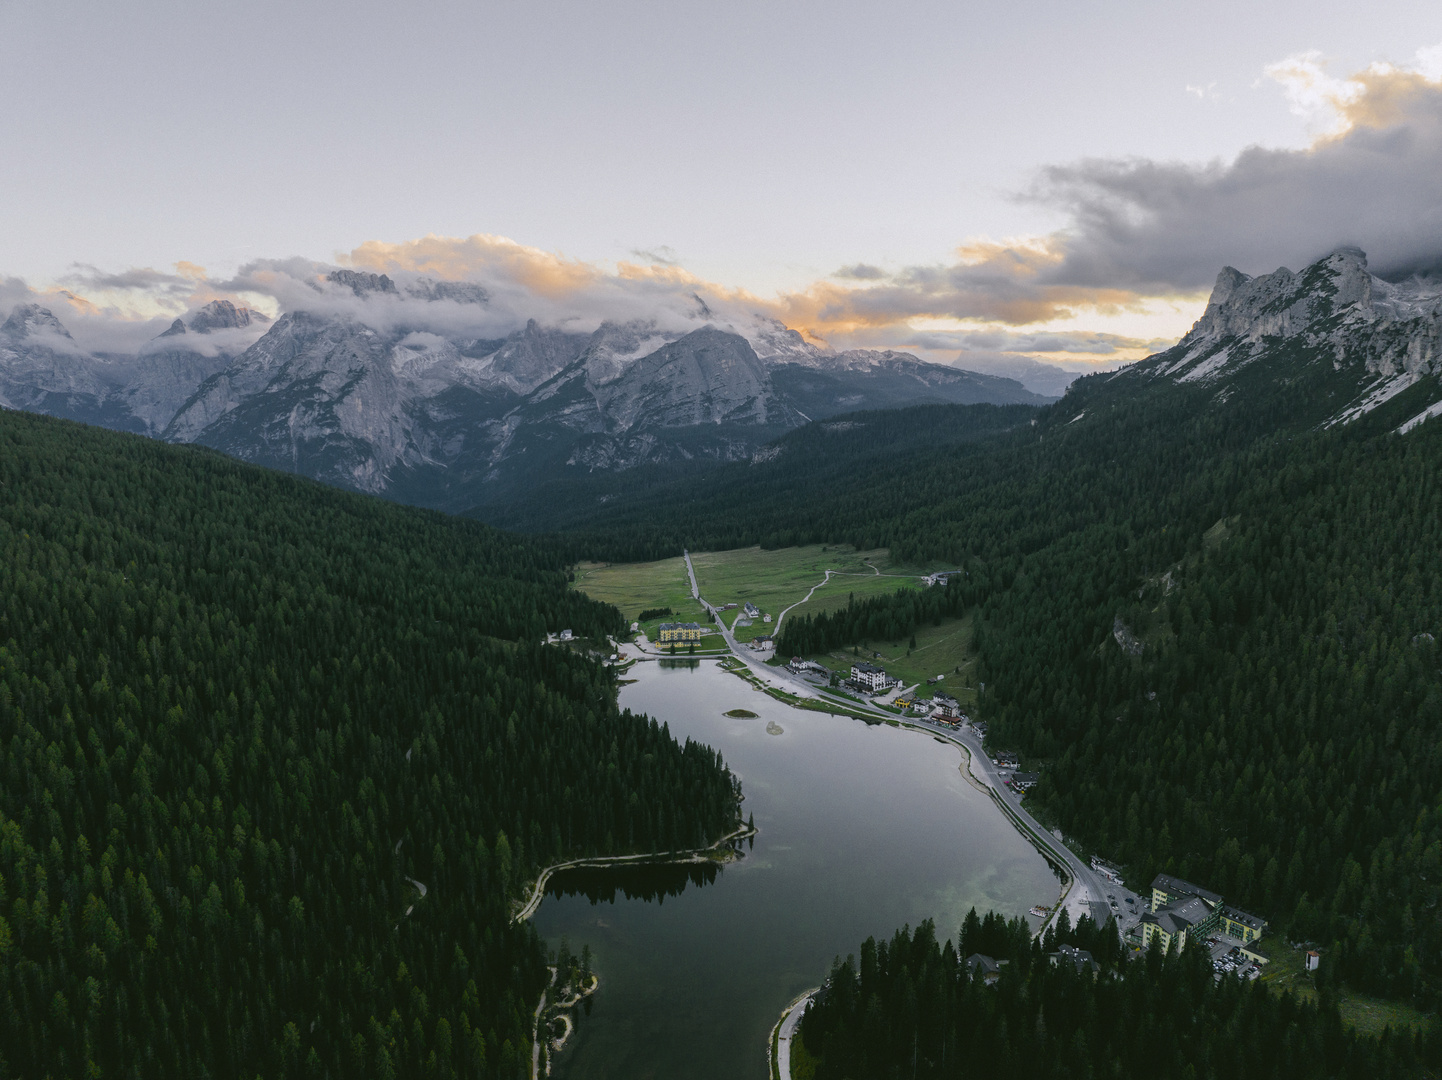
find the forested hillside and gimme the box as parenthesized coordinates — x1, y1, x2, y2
(0, 410, 740, 1079)
(547, 341, 1442, 1008)
(796, 915, 1436, 1079)
(477, 401, 1040, 544)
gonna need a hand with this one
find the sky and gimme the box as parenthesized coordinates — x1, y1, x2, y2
(3, 0, 1442, 373)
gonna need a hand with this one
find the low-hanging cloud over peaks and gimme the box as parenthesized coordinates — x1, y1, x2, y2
(6, 44, 1441, 375)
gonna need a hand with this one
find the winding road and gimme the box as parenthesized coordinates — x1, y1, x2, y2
(680, 550, 1105, 934)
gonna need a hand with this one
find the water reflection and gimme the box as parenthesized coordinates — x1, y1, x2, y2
(546, 861, 721, 906)
(536, 658, 1058, 1080)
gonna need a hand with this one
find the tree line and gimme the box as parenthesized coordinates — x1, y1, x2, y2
(797, 911, 1439, 1079)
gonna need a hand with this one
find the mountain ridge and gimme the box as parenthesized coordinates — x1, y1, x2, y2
(0, 299, 1048, 507)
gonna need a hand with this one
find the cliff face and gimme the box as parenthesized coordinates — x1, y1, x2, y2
(1156, 249, 1442, 384)
(1109, 248, 1442, 432)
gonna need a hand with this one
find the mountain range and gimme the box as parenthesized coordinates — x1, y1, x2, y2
(0, 276, 1047, 511)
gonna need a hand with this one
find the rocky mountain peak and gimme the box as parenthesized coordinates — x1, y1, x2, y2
(479, 319, 590, 395)
(190, 299, 266, 332)
(325, 269, 399, 297)
(2, 303, 73, 341)
(1122, 247, 1442, 429)
(746, 317, 831, 365)
(1176, 246, 1436, 357)
(406, 277, 488, 304)
(159, 299, 268, 338)
(578, 321, 677, 385)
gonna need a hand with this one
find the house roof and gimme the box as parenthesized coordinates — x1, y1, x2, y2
(1151, 873, 1223, 906)
(1050, 944, 1100, 974)
(1141, 895, 1212, 935)
(1222, 905, 1267, 930)
(965, 953, 1000, 976)
(657, 622, 701, 631)
(852, 662, 885, 675)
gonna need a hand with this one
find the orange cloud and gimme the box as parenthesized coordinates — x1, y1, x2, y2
(346, 234, 604, 300)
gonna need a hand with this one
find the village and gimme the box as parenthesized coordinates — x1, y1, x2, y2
(569, 550, 1305, 994)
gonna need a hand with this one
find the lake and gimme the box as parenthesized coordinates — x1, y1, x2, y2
(533, 657, 1057, 1079)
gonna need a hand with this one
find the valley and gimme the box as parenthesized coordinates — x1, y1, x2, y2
(5, 246, 1442, 1079)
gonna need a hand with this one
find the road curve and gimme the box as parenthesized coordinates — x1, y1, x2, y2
(682, 543, 1104, 932)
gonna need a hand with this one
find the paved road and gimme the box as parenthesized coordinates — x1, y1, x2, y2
(945, 724, 1107, 929)
(681, 550, 1105, 933)
(773, 989, 818, 1080)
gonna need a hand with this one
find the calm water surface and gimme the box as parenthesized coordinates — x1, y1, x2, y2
(533, 658, 1056, 1079)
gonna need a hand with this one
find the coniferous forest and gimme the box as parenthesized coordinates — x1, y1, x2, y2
(797, 913, 1436, 1080)
(0, 410, 740, 1079)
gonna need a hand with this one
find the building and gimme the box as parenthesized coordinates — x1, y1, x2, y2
(763, 613, 772, 623)
(965, 953, 1002, 986)
(743, 602, 760, 618)
(559, 629, 573, 641)
(788, 658, 829, 677)
(1049, 944, 1100, 976)
(1138, 894, 1219, 953)
(657, 622, 703, 644)
(1220, 905, 1268, 944)
(1010, 772, 1039, 791)
(849, 662, 889, 693)
(1150, 874, 1224, 915)
(1306, 951, 1320, 972)
(1137, 873, 1268, 954)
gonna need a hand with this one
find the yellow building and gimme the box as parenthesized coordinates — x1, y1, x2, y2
(1139, 895, 1216, 953)
(657, 622, 703, 644)
(1220, 905, 1268, 944)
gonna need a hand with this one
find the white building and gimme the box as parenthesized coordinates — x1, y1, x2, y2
(849, 662, 889, 693)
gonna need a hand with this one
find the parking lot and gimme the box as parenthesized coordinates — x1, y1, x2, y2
(1208, 937, 1263, 981)
(1090, 866, 1147, 939)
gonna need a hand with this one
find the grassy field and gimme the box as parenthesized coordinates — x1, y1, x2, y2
(573, 544, 976, 686)
(571, 555, 712, 642)
(690, 544, 925, 642)
(794, 614, 979, 705)
(1258, 945, 1437, 1038)
(575, 544, 935, 646)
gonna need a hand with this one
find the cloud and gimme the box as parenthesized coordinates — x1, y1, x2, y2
(630, 245, 679, 267)
(60, 264, 197, 297)
(834, 263, 887, 281)
(906, 328, 1173, 356)
(1025, 49, 1442, 292)
(6, 45, 1441, 364)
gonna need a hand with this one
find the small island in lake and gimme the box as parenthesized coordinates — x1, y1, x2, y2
(725, 708, 758, 718)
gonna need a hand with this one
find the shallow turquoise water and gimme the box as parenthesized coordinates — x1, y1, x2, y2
(533, 658, 1057, 1080)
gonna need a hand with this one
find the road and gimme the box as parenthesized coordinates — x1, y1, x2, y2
(771, 989, 818, 1080)
(681, 552, 1105, 933)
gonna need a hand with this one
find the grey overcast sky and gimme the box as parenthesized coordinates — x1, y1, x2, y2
(4, 0, 1442, 359)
